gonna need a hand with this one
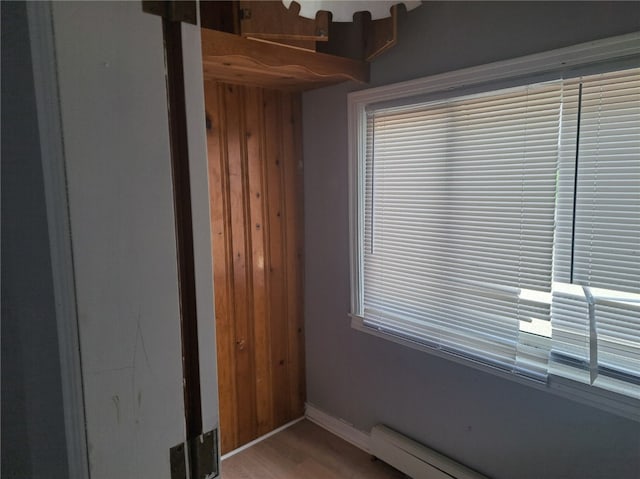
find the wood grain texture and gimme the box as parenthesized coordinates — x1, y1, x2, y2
(205, 81, 305, 454)
(206, 84, 239, 451)
(239, 0, 329, 42)
(201, 28, 369, 90)
(282, 94, 305, 416)
(221, 420, 407, 479)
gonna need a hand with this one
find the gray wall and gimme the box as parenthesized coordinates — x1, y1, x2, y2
(303, 3, 640, 479)
(1, 2, 69, 478)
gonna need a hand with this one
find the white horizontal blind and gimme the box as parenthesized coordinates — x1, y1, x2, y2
(550, 68, 640, 399)
(573, 70, 640, 293)
(362, 83, 562, 379)
(548, 80, 588, 383)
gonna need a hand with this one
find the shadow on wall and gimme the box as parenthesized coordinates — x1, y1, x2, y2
(1, 2, 69, 478)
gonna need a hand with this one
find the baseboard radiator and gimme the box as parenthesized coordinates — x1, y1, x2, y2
(370, 425, 488, 479)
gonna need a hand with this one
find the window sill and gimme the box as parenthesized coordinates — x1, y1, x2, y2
(350, 314, 640, 422)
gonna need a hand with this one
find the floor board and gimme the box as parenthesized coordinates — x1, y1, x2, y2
(221, 419, 407, 479)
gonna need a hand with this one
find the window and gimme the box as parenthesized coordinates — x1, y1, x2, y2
(348, 34, 640, 416)
(550, 71, 640, 399)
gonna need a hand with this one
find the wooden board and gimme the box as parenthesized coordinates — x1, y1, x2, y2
(364, 5, 398, 61)
(205, 81, 306, 454)
(282, 94, 305, 417)
(206, 84, 239, 452)
(316, 8, 398, 61)
(201, 28, 369, 90)
(200, 1, 239, 34)
(239, 0, 329, 42)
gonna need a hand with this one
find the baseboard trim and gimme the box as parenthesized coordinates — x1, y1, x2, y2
(220, 416, 305, 461)
(304, 403, 372, 453)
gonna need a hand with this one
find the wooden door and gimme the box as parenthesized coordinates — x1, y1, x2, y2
(204, 82, 305, 454)
(39, 3, 219, 477)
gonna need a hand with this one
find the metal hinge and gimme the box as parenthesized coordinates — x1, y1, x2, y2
(142, 1, 197, 24)
(170, 428, 220, 479)
(170, 442, 188, 479)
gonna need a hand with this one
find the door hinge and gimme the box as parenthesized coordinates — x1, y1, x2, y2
(191, 429, 219, 479)
(170, 442, 188, 479)
(170, 428, 220, 479)
(142, 1, 197, 24)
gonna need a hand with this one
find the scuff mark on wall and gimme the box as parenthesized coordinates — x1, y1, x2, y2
(86, 366, 133, 375)
(131, 312, 152, 428)
(111, 395, 120, 424)
(134, 314, 153, 373)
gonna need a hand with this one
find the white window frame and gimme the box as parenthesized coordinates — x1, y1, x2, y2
(348, 32, 640, 421)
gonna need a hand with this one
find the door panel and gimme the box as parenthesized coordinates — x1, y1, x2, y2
(50, 3, 216, 477)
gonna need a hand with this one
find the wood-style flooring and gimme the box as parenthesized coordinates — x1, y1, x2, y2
(220, 419, 407, 479)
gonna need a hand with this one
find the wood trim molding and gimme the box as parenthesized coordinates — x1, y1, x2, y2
(26, 3, 90, 478)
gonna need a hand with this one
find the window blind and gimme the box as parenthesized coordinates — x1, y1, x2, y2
(362, 82, 562, 380)
(360, 67, 640, 397)
(550, 68, 640, 399)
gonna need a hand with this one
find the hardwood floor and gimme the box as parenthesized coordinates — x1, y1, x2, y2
(220, 419, 407, 479)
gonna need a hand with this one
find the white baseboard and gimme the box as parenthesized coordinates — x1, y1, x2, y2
(220, 416, 305, 461)
(304, 403, 372, 453)
(304, 405, 486, 479)
(230, 404, 483, 479)
(370, 424, 488, 479)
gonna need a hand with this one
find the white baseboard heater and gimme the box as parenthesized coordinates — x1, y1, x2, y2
(370, 425, 489, 479)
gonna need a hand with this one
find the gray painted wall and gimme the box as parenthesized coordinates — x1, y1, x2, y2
(303, 3, 640, 479)
(1, 2, 70, 478)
